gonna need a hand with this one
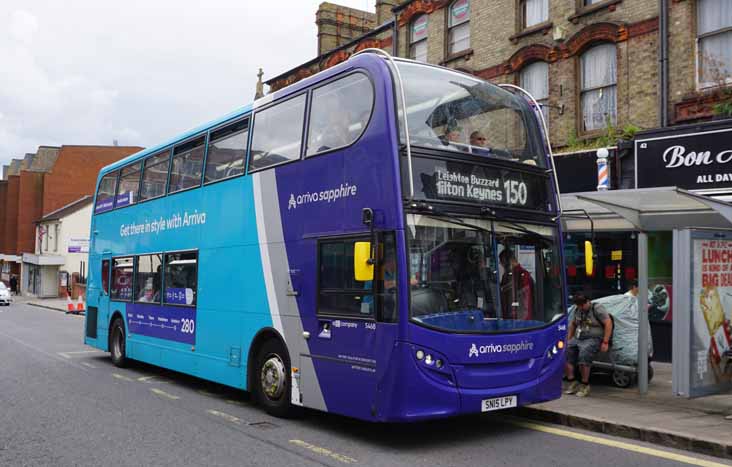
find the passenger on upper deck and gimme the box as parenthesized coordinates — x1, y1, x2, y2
(469, 131, 492, 156)
(439, 121, 463, 149)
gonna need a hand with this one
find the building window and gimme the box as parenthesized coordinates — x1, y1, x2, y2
(205, 119, 248, 183)
(164, 251, 198, 306)
(249, 94, 307, 172)
(410, 14, 428, 62)
(583, 0, 603, 5)
(54, 224, 59, 252)
(522, 0, 548, 29)
(580, 43, 617, 132)
(520, 62, 549, 123)
(306, 73, 373, 156)
(169, 136, 205, 194)
(698, 0, 732, 88)
(448, 0, 470, 55)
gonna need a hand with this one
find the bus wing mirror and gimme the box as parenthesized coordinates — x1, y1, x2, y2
(584, 241, 594, 276)
(354, 242, 374, 282)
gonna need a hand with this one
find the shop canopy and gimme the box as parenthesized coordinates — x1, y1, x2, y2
(561, 186, 732, 232)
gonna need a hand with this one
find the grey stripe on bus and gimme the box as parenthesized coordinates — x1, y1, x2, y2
(255, 170, 327, 411)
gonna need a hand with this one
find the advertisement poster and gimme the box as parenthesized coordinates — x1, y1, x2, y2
(691, 239, 732, 391)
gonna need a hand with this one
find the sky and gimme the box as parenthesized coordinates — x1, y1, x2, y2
(0, 0, 376, 168)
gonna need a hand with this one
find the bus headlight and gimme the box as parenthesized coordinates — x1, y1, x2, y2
(424, 354, 434, 365)
(416, 350, 425, 360)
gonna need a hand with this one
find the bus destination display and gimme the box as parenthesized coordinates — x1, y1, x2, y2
(405, 157, 550, 211)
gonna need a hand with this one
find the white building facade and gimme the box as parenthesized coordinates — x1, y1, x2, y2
(24, 196, 92, 297)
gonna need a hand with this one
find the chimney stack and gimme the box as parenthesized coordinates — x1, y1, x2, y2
(316, 2, 376, 56)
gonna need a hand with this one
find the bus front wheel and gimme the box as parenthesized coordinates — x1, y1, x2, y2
(255, 339, 296, 418)
(110, 318, 128, 368)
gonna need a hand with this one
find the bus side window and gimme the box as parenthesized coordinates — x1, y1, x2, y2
(101, 260, 110, 295)
(164, 251, 198, 306)
(205, 119, 248, 183)
(377, 233, 398, 323)
(95, 171, 118, 214)
(249, 94, 307, 172)
(140, 151, 170, 201)
(306, 73, 373, 157)
(111, 257, 134, 301)
(318, 238, 374, 317)
(170, 137, 205, 194)
(116, 162, 141, 208)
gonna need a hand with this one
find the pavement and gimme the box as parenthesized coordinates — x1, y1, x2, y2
(19, 296, 732, 461)
(519, 364, 732, 460)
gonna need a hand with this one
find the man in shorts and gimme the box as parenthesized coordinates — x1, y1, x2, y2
(564, 293, 613, 397)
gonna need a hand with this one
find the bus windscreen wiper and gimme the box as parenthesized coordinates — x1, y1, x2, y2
(480, 208, 551, 243)
(421, 211, 492, 235)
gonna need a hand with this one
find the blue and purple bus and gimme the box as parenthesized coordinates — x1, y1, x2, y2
(84, 52, 568, 421)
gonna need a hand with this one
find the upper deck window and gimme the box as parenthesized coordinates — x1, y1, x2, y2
(116, 162, 141, 208)
(140, 151, 170, 201)
(205, 119, 248, 183)
(95, 171, 118, 214)
(169, 136, 205, 193)
(249, 94, 307, 172)
(306, 73, 373, 157)
(396, 61, 544, 166)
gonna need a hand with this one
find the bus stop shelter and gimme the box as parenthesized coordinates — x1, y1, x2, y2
(560, 186, 732, 395)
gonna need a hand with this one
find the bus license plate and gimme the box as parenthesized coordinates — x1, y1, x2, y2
(481, 396, 517, 412)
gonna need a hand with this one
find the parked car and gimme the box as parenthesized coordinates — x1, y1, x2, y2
(0, 282, 12, 306)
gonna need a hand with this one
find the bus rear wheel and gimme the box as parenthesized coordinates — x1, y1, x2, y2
(110, 318, 129, 368)
(254, 339, 296, 418)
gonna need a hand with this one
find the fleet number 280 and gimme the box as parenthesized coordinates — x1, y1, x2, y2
(181, 319, 195, 334)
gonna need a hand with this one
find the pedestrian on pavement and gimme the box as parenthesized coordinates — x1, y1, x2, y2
(9, 275, 18, 296)
(564, 293, 613, 397)
(624, 279, 639, 297)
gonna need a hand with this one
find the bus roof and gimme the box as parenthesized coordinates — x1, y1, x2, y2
(98, 53, 386, 177)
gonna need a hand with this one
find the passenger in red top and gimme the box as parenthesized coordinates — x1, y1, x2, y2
(499, 248, 534, 320)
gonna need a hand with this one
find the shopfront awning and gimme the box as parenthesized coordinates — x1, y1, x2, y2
(561, 186, 732, 232)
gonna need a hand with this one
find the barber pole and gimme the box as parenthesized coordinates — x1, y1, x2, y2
(596, 147, 609, 191)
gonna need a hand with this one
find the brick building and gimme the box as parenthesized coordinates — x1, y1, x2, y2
(264, 1, 732, 361)
(0, 145, 142, 295)
(266, 0, 731, 150)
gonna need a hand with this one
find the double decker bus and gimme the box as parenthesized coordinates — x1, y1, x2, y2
(84, 51, 567, 421)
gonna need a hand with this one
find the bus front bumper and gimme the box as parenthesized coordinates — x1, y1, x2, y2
(375, 342, 563, 423)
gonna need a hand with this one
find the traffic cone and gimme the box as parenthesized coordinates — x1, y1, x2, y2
(76, 294, 85, 314)
(66, 294, 75, 314)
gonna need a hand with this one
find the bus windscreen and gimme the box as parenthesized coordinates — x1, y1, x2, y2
(396, 61, 545, 167)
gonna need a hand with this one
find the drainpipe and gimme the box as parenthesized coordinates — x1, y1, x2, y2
(391, 8, 398, 56)
(659, 0, 669, 127)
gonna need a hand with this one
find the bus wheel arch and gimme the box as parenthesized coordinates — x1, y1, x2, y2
(248, 328, 296, 417)
(108, 311, 128, 368)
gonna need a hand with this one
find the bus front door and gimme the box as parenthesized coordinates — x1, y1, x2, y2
(308, 236, 379, 419)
